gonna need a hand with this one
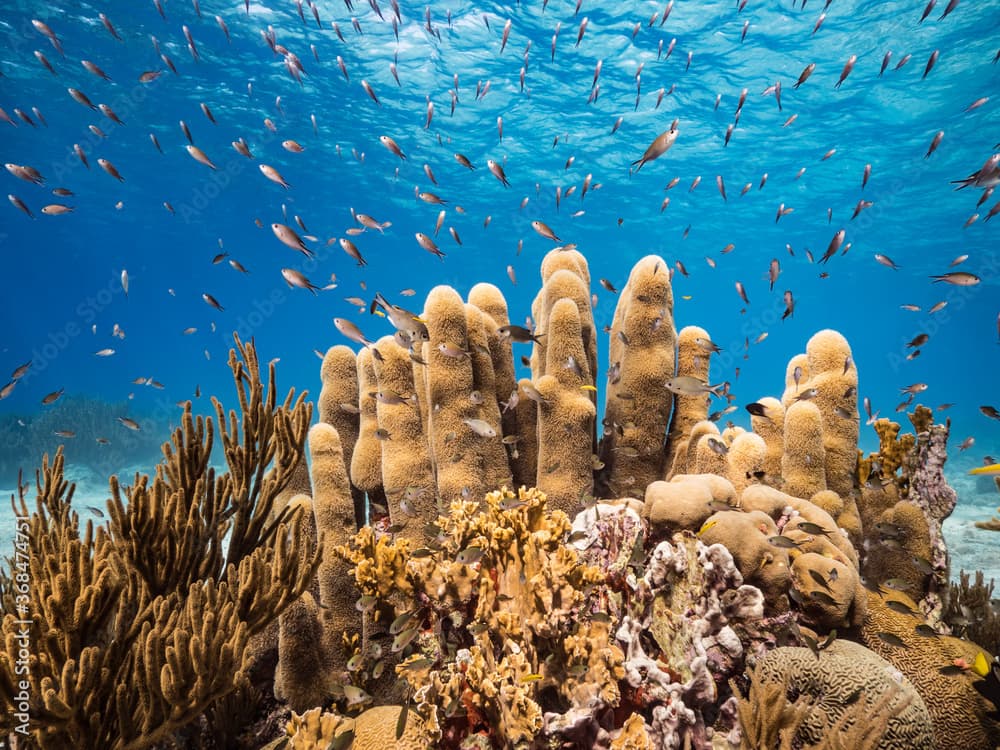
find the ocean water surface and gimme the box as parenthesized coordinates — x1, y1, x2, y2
(0, 0, 998, 579)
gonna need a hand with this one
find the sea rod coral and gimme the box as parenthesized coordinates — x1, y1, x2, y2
(0, 336, 319, 750)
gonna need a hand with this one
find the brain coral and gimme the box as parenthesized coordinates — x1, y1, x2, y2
(861, 592, 1000, 750)
(750, 639, 934, 749)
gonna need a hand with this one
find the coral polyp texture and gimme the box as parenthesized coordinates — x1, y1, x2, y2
(3, 254, 999, 749)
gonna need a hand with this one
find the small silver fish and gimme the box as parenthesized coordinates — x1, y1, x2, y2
(463, 418, 497, 438)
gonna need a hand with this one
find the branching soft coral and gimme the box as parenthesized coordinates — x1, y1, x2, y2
(0, 335, 319, 750)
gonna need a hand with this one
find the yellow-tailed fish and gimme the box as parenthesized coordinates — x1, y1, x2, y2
(973, 651, 991, 677)
(969, 463, 1000, 476)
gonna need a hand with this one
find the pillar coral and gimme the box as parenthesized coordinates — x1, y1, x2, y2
(662, 325, 713, 478)
(467, 283, 524, 482)
(802, 329, 860, 498)
(533, 262, 599, 471)
(318, 345, 365, 526)
(598, 255, 676, 497)
(532, 249, 597, 380)
(370, 335, 436, 541)
(465, 303, 513, 494)
(780, 353, 810, 404)
(750, 396, 784, 482)
(308, 423, 363, 676)
(781, 400, 827, 499)
(683, 421, 721, 477)
(726, 431, 767, 495)
(269, 453, 314, 525)
(349, 347, 385, 504)
(422, 285, 510, 505)
(534, 297, 596, 512)
(274, 590, 331, 712)
(510, 377, 541, 491)
(692, 432, 730, 476)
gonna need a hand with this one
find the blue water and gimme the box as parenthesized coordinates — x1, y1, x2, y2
(0, 0, 998, 573)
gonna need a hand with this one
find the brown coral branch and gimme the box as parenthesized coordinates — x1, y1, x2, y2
(0, 336, 319, 749)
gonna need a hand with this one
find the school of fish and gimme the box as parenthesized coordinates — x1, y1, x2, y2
(0, 0, 997, 466)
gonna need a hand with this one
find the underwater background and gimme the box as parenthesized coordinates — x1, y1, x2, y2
(0, 0, 998, 579)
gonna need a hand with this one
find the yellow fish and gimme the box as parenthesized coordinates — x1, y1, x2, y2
(579, 384, 597, 392)
(520, 673, 543, 683)
(681, 295, 693, 300)
(969, 463, 1000, 476)
(698, 519, 718, 536)
(973, 651, 991, 677)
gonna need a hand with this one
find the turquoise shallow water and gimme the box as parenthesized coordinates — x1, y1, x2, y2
(0, 0, 998, 578)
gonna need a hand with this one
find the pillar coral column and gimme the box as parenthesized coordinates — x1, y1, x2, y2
(370, 336, 436, 541)
(465, 303, 513, 493)
(663, 325, 713, 479)
(598, 255, 676, 497)
(422, 286, 507, 505)
(534, 297, 596, 513)
(781, 400, 827, 499)
(318, 345, 364, 527)
(802, 329, 860, 498)
(307, 423, 363, 675)
(349, 347, 385, 510)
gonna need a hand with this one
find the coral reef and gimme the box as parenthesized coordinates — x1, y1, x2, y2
(3, 250, 997, 750)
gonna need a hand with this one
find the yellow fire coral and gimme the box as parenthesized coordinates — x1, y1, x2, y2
(333, 486, 624, 747)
